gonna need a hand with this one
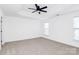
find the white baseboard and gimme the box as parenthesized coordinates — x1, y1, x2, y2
(42, 35, 79, 48)
(4, 35, 41, 43)
(2, 35, 79, 48)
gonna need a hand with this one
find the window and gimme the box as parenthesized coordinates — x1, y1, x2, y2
(73, 17, 79, 40)
(44, 23, 49, 35)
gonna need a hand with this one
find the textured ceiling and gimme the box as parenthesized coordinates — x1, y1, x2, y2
(0, 4, 79, 19)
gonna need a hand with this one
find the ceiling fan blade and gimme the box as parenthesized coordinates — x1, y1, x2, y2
(28, 8, 36, 10)
(41, 6, 47, 9)
(32, 10, 37, 13)
(35, 4, 39, 8)
(40, 10, 47, 12)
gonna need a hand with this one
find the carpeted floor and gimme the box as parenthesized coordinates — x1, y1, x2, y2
(0, 37, 78, 55)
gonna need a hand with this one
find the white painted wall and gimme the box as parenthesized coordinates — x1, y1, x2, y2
(2, 10, 79, 48)
(42, 12, 79, 47)
(2, 16, 41, 42)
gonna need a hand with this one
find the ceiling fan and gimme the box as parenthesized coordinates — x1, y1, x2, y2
(28, 4, 47, 14)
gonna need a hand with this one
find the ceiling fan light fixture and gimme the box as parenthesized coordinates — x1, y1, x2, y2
(28, 4, 47, 14)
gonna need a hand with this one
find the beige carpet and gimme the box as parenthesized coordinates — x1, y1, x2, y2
(0, 37, 78, 55)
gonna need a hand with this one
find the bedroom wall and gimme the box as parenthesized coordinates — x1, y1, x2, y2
(2, 16, 42, 43)
(2, 10, 79, 47)
(42, 12, 79, 47)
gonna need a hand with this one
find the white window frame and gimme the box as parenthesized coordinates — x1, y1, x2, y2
(73, 17, 79, 40)
(44, 23, 49, 35)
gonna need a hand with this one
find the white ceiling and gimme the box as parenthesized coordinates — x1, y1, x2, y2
(0, 4, 79, 20)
